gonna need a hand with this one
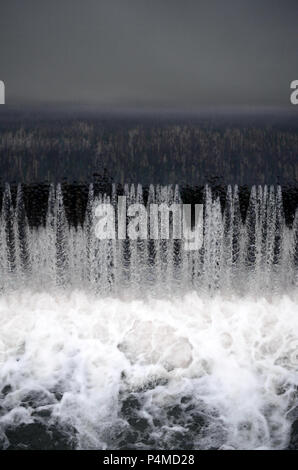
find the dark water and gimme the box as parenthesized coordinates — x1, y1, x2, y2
(0, 107, 297, 187)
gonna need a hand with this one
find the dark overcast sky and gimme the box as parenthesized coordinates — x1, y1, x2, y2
(0, 0, 297, 108)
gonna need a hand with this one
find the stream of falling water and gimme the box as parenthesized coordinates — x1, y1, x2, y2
(0, 183, 297, 449)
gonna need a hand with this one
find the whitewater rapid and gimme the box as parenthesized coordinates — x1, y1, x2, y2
(0, 290, 297, 450)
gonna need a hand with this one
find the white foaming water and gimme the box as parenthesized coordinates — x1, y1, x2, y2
(0, 290, 297, 450)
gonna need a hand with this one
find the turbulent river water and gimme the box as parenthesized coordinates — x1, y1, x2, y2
(0, 183, 297, 450)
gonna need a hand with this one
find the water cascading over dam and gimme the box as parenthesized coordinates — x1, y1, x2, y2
(0, 183, 297, 295)
(0, 183, 297, 450)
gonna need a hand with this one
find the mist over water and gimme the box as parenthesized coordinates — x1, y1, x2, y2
(0, 183, 297, 449)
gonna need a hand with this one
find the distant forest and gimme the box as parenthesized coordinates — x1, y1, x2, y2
(0, 110, 297, 187)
